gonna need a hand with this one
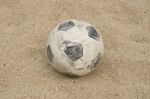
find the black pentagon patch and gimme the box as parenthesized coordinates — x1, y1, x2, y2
(58, 21, 75, 31)
(63, 41, 83, 61)
(93, 53, 102, 67)
(47, 45, 54, 62)
(88, 53, 102, 69)
(86, 26, 100, 40)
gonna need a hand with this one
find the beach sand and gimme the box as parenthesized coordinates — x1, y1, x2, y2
(0, 0, 150, 98)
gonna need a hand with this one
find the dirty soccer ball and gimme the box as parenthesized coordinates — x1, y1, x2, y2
(47, 20, 104, 77)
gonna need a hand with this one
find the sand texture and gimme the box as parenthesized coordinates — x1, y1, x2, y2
(0, 0, 150, 99)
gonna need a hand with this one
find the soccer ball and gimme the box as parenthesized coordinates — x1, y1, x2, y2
(47, 20, 104, 77)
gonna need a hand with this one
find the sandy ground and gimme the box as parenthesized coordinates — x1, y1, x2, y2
(0, 0, 150, 99)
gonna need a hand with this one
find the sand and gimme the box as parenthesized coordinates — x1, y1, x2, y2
(0, 0, 150, 99)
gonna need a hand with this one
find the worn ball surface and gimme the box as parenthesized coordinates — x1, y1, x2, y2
(47, 20, 104, 77)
